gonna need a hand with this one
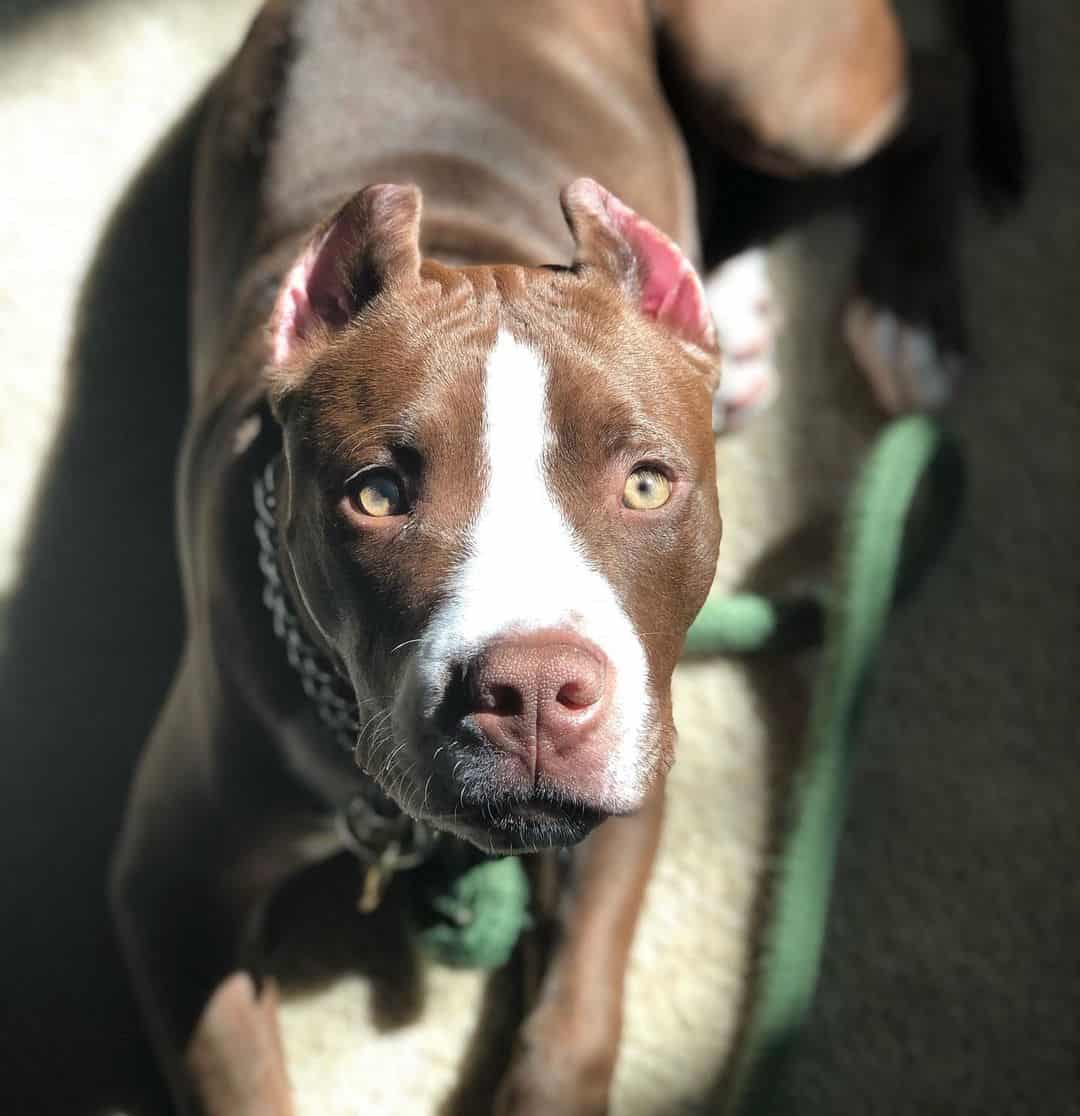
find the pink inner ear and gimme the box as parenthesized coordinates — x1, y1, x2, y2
(270, 227, 356, 366)
(271, 250, 319, 366)
(602, 190, 717, 351)
(267, 183, 422, 370)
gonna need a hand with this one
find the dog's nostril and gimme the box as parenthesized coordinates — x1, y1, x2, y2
(556, 678, 599, 710)
(486, 683, 524, 717)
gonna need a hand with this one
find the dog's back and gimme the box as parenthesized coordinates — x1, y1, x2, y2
(191, 0, 696, 402)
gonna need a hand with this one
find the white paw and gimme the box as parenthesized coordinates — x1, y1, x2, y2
(844, 297, 964, 414)
(706, 247, 781, 432)
(711, 354, 779, 433)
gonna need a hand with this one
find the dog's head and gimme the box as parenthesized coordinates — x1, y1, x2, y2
(267, 180, 721, 852)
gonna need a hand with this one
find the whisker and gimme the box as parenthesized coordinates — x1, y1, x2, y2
(381, 736, 408, 777)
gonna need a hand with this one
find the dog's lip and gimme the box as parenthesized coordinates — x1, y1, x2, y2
(428, 798, 606, 829)
(422, 796, 607, 852)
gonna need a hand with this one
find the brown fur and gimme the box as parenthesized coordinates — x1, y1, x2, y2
(656, 0, 906, 173)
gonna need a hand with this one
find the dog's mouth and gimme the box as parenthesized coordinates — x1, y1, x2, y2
(359, 731, 612, 852)
(424, 793, 607, 854)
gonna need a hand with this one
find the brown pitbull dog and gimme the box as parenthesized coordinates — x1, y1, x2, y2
(110, 1, 911, 1113)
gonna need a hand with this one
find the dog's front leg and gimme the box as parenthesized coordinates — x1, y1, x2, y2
(111, 665, 310, 1116)
(183, 971, 293, 1116)
(495, 781, 666, 1116)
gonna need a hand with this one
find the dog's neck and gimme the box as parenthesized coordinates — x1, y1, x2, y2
(417, 205, 568, 270)
(273, 152, 573, 272)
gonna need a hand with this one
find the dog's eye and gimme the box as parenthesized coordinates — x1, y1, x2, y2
(622, 467, 671, 511)
(347, 470, 407, 518)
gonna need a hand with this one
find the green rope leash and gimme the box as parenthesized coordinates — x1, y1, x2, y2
(685, 416, 964, 1114)
(415, 856, 531, 971)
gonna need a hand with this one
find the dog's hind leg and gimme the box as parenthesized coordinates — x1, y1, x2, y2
(843, 52, 972, 414)
(846, 4, 1028, 415)
(653, 0, 907, 177)
(653, 0, 910, 425)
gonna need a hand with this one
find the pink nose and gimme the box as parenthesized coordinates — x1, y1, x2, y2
(465, 631, 610, 773)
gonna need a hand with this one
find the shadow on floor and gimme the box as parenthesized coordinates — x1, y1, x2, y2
(0, 91, 207, 1116)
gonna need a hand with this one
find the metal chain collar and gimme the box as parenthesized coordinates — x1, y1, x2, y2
(254, 459, 362, 750)
(253, 457, 438, 891)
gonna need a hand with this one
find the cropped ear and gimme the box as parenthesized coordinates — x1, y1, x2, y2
(561, 177, 717, 355)
(269, 183, 422, 370)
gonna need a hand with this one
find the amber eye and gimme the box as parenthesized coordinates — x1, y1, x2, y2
(347, 470, 407, 518)
(622, 467, 672, 510)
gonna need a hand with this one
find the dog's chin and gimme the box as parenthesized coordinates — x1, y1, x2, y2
(368, 715, 665, 852)
(358, 751, 615, 852)
(429, 797, 607, 854)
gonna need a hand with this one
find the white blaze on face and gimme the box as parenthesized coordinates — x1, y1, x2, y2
(408, 328, 652, 811)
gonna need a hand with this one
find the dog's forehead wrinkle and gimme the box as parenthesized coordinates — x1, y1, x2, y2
(293, 276, 501, 469)
(481, 313, 697, 499)
(330, 421, 418, 465)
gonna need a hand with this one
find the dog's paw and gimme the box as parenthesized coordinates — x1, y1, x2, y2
(494, 1022, 613, 1116)
(186, 972, 295, 1116)
(494, 1061, 610, 1116)
(844, 296, 966, 414)
(705, 247, 781, 433)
